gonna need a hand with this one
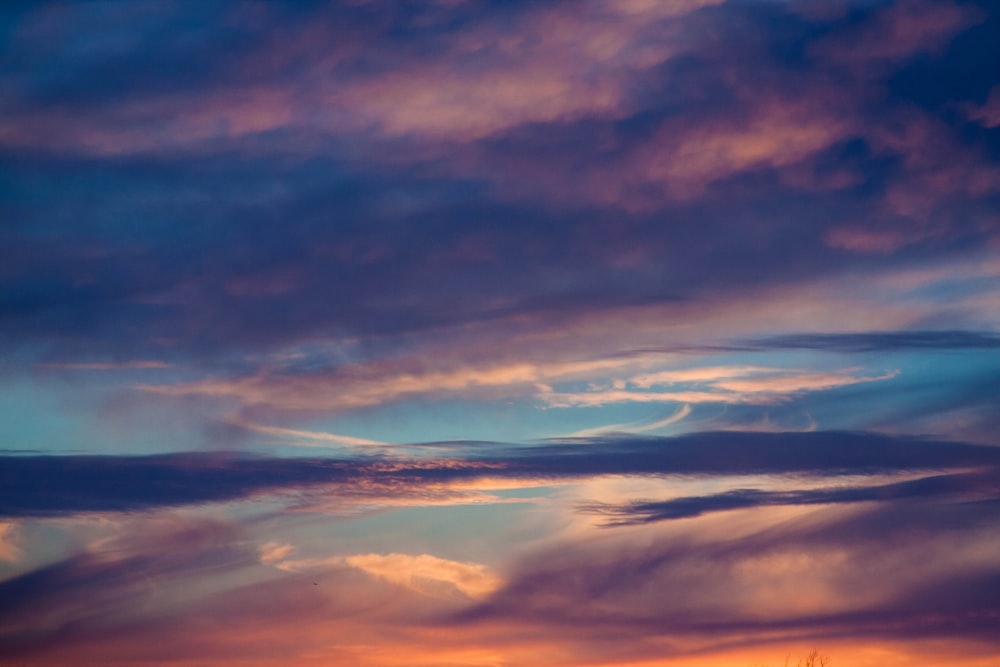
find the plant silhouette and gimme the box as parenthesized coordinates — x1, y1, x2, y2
(753, 650, 831, 667)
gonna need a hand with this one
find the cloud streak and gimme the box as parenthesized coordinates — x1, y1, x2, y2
(750, 330, 1000, 353)
(456, 496, 1000, 656)
(3, 431, 999, 518)
(582, 469, 1000, 524)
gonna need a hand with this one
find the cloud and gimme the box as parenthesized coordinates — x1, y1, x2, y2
(712, 369, 898, 394)
(0, 521, 21, 562)
(258, 541, 295, 565)
(0, 0, 725, 154)
(228, 419, 393, 448)
(0, 514, 254, 657)
(3, 0, 997, 375)
(583, 469, 1000, 524)
(3, 471, 999, 665)
(825, 227, 913, 254)
(342, 553, 501, 600)
(541, 367, 899, 408)
(628, 366, 773, 387)
(455, 494, 1000, 655)
(749, 330, 1000, 352)
(39, 361, 172, 370)
(561, 403, 692, 438)
(966, 84, 1000, 127)
(630, 100, 853, 200)
(3, 431, 1000, 518)
(812, 0, 985, 66)
(137, 356, 645, 413)
(4, 496, 998, 666)
(1, 2, 998, 665)
(0, 451, 359, 517)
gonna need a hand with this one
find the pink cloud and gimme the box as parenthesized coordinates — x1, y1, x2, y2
(137, 355, 646, 413)
(966, 85, 1000, 128)
(634, 102, 852, 200)
(868, 112, 1000, 223)
(812, 0, 985, 66)
(2, 0, 992, 250)
(0, 0, 723, 157)
(126, 269, 935, 418)
(825, 227, 912, 254)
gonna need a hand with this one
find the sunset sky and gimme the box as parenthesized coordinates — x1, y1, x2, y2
(1, 1, 999, 665)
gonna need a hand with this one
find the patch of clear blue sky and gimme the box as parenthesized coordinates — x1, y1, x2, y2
(0, 381, 98, 454)
(0, 376, 204, 455)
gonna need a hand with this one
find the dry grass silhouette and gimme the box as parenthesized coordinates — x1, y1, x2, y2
(753, 650, 831, 667)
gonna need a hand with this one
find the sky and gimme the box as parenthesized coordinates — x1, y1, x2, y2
(0, 1, 999, 665)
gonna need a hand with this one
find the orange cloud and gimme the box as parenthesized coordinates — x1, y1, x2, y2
(258, 541, 295, 565)
(230, 420, 392, 448)
(268, 551, 501, 600)
(138, 356, 643, 412)
(0, 521, 21, 563)
(714, 369, 899, 394)
(630, 366, 773, 387)
(344, 553, 502, 600)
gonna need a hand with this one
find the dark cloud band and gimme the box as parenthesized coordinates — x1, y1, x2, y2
(4, 431, 999, 517)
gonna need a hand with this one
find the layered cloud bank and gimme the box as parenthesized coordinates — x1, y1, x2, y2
(2, 431, 1000, 665)
(1, 0, 999, 665)
(3, 431, 1000, 518)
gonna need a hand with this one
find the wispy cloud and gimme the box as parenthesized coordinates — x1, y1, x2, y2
(749, 330, 1000, 352)
(458, 495, 1000, 655)
(138, 357, 643, 413)
(40, 361, 172, 371)
(228, 419, 392, 448)
(274, 552, 501, 600)
(541, 367, 900, 407)
(582, 469, 1000, 524)
(258, 541, 295, 565)
(562, 404, 692, 438)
